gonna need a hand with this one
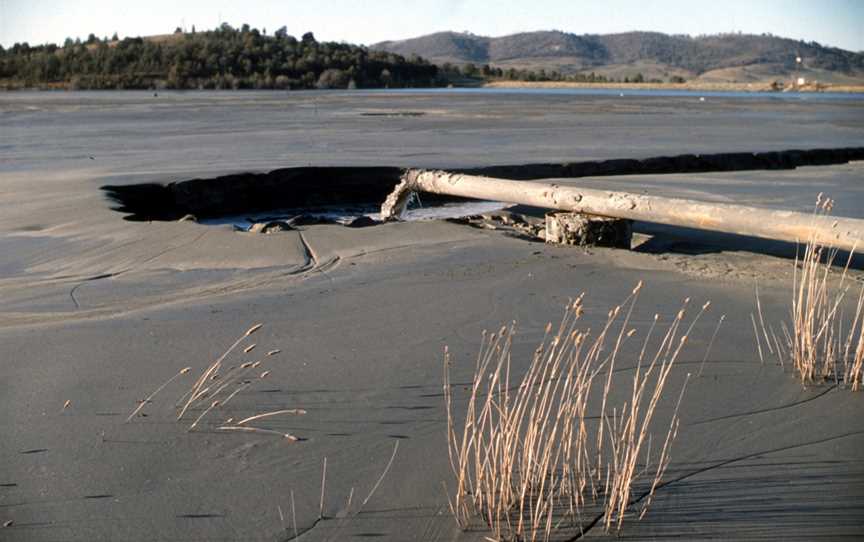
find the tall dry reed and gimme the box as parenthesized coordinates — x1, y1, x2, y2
(127, 324, 307, 434)
(755, 195, 864, 390)
(444, 283, 705, 540)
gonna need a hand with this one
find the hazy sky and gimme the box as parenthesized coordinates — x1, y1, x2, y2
(1, 0, 862, 51)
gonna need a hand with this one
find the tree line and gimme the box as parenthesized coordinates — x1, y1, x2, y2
(439, 63, 682, 84)
(0, 23, 695, 91)
(0, 24, 441, 90)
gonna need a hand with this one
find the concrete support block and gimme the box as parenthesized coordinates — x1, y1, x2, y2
(545, 211, 632, 249)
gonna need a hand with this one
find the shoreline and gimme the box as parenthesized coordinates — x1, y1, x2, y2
(484, 80, 864, 93)
(5, 80, 864, 94)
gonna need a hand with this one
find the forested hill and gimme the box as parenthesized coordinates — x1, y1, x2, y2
(0, 24, 440, 90)
(372, 31, 864, 84)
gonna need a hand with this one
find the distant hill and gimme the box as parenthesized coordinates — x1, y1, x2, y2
(372, 31, 864, 84)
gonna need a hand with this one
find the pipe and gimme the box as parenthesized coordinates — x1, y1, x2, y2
(381, 169, 863, 253)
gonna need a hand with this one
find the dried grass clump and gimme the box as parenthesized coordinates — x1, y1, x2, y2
(754, 195, 864, 390)
(444, 283, 705, 540)
(126, 324, 306, 436)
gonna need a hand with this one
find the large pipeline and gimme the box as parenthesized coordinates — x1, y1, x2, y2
(382, 169, 864, 252)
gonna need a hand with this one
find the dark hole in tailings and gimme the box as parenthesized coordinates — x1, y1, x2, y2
(103, 167, 408, 222)
(100, 147, 864, 224)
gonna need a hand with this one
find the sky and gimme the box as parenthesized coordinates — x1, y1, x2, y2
(1, 0, 862, 51)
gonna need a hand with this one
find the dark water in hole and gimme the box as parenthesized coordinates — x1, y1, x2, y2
(199, 200, 510, 230)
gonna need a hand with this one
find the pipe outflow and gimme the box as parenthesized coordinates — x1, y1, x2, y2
(382, 169, 863, 253)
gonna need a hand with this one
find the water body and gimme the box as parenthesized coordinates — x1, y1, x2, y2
(349, 86, 864, 102)
(200, 200, 510, 230)
(3, 87, 863, 104)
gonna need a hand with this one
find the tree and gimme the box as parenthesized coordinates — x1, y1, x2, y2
(174, 27, 183, 34)
(0, 23, 441, 90)
(275, 26, 288, 39)
(274, 74, 290, 89)
(316, 68, 348, 89)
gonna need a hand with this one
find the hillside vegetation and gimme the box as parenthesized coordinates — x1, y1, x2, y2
(5, 26, 862, 90)
(373, 31, 864, 84)
(0, 24, 440, 90)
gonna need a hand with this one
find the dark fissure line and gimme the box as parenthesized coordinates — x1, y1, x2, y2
(298, 232, 318, 268)
(567, 429, 864, 540)
(690, 384, 837, 425)
(282, 515, 325, 541)
(69, 273, 115, 310)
